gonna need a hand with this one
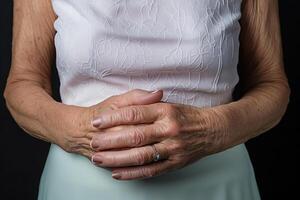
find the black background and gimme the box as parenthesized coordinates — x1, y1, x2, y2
(0, 1, 299, 199)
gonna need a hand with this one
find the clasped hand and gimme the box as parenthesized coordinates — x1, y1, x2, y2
(86, 89, 228, 181)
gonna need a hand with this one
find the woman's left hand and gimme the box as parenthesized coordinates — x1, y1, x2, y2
(90, 98, 229, 180)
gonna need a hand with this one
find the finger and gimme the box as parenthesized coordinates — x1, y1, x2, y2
(111, 159, 175, 180)
(92, 104, 161, 129)
(118, 89, 163, 107)
(90, 124, 164, 151)
(87, 89, 163, 132)
(98, 89, 163, 110)
(91, 143, 169, 168)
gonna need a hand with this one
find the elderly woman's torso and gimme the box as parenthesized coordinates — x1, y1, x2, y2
(38, 1, 261, 199)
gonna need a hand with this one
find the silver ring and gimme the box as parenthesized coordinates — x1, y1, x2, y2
(151, 144, 161, 162)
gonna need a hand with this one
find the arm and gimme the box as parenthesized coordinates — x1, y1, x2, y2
(214, 0, 290, 148)
(3, 1, 162, 158)
(3, 0, 62, 143)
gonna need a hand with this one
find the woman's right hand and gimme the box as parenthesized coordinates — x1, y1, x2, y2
(51, 89, 163, 160)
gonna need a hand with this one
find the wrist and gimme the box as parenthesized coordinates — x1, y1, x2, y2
(210, 100, 255, 149)
(199, 106, 233, 154)
(38, 100, 79, 144)
(45, 101, 95, 154)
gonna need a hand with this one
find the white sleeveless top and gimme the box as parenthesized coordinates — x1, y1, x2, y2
(38, 1, 261, 199)
(53, 0, 240, 107)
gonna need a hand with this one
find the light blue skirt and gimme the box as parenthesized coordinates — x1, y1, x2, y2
(38, 143, 260, 200)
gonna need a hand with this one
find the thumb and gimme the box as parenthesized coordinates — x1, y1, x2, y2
(89, 89, 163, 131)
(88, 89, 162, 129)
(93, 89, 163, 113)
(87, 89, 163, 131)
(108, 88, 163, 109)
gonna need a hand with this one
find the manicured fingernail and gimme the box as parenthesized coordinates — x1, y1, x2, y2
(91, 117, 102, 127)
(92, 155, 103, 164)
(151, 90, 160, 93)
(90, 139, 99, 150)
(112, 172, 121, 179)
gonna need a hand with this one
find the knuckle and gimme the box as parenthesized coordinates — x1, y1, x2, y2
(171, 158, 186, 170)
(122, 107, 138, 122)
(65, 144, 78, 154)
(88, 107, 98, 123)
(128, 170, 136, 178)
(109, 102, 119, 110)
(130, 128, 145, 146)
(148, 168, 159, 177)
(124, 106, 142, 121)
(169, 140, 185, 153)
(162, 103, 175, 114)
(154, 102, 166, 116)
(77, 114, 89, 131)
(104, 95, 119, 105)
(142, 168, 155, 177)
(63, 136, 78, 153)
(105, 96, 122, 109)
(165, 121, 181, 136)
(135, 152, 146, 165)
(107, 111, 118, 124)
(64, 146, 73, 153)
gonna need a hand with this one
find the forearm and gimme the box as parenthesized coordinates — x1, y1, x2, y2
(213, 0, 291, 149)
(4, 81, 66, 143)
(3, 0, 69, 143)
(213, 80, 290, 149)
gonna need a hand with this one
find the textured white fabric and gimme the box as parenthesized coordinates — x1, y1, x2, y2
(38, 1, 261, 199)
(53, 0, 240, 107)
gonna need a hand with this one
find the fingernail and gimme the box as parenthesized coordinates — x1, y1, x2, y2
(91, 117, 102, 127)
(92, 155, 103, 164)
(150, 89, 160, 94)
(90, 139, 99, 150)
(112, 172, 121, 179)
